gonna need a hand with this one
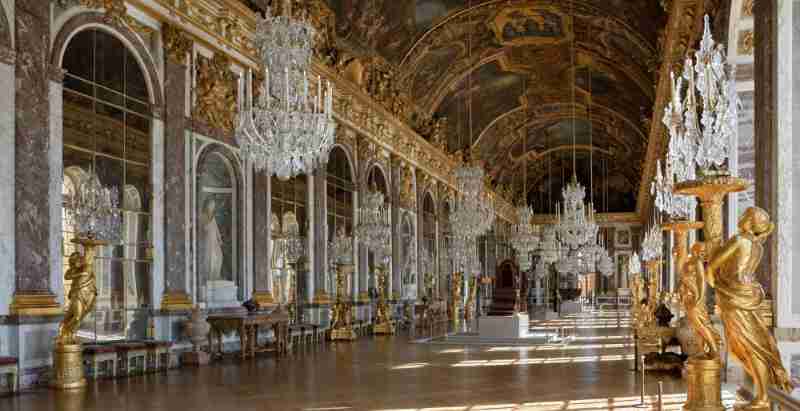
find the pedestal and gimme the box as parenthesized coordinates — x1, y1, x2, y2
(373, 321, 395, 335)
(206, 280, 238, 303)
(684, 357, 725, 411)
(331, 328, 357, 340)
(52, 344, 86, 390)
(479, 313, 529, 338)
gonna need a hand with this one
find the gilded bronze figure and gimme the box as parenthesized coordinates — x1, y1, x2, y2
(701, 207, 793, 409)
(56, 252, 97, 346)
(681, 242, 720, 356)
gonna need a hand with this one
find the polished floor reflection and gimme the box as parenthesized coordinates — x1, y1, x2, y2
(1, 310, 696, 411)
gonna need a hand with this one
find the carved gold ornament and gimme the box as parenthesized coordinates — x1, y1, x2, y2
(163, 25, 192, 66)
(195, 54, 238, 133)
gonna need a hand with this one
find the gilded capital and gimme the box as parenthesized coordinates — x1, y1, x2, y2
(163, 24, 192, 65)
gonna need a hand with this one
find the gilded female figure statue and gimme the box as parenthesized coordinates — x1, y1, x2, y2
(699, 207, 793, 408)
(680, 242, 720, 356)
(57, 252, 98, 346)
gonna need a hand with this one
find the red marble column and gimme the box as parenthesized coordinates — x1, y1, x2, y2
(160, 26, 192, 311)
(10, 0, 60, 315)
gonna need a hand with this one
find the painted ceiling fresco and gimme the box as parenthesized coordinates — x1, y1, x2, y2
(324, 0, 667, 212)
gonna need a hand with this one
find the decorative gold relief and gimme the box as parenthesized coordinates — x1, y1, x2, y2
(487, 5, 573, 47)
(163, 24, 192, 66)
(738, 29, 754, 56)
(79, 0, 153, 38)
(160, 291, 193, 311)
(399, 164, 416, 210)
(195, 54, 238, 133)
(9, 292, 61, 316)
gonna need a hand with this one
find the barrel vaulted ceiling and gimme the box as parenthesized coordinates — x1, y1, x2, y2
(328, 0, 667, 213)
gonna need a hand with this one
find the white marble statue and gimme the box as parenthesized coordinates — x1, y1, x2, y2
(200, 199, 224, 282)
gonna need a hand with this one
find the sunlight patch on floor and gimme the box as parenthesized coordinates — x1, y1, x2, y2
(370, 391, 737, 411)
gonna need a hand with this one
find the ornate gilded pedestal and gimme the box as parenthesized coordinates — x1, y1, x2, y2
(53, 237, 105, 390)
(52, 344, 86, 390)
(330, 263, 356, 341)
(373, 266, 394, 335)
(684, 358, 725, 411)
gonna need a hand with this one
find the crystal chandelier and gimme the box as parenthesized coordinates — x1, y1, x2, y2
(556, 175, 599, 249)
(640, 225, 663, 262)
(450, 155, 495, 240)
(539, 225, 560, 264)
(662, 15, 737, 178)
(510, 205, 540, 267)
(236, 4, 336, 180)
(64, 174, 122, 241)
(597, 251, 614, 277)
(329, 227, 353, 265)
(651, 158, 696, 219)
(355, 182, 392, 263)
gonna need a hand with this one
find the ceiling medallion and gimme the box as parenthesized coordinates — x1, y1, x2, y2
(236, 2, 336, 180)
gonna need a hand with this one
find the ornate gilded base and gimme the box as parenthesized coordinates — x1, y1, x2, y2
(160, 292, 193, 311)
(357, 292, 370, 303)
(52, 344, 86, 390)
(373, 321, 394, 335)
(683, 357, 725, 411)
(330, 327, 357, 341)
(313, 292, 332, 305)
(10, 292, 61, 316)
(251, 291, 277, 309)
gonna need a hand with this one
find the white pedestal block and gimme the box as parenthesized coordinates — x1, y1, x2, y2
(478, 313, 529, 338)
(205, 280, 238, 304)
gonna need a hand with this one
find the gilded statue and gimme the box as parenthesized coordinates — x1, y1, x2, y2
(700, 207, 793, 408)
(680, 242, 721, 356)
(57, 252, 98, 346)
(449, 272, 462, 321)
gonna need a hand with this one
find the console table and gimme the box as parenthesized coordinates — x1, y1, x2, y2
(206, 311, 290, 359)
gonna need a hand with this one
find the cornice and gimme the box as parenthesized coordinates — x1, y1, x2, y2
(531, 212, 641, 225)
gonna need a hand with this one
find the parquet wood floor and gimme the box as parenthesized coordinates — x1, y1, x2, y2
(0, 311, 691, 411)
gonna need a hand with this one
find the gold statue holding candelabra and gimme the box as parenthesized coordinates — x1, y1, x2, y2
(698, 207, 793, 410)
(373, 265, 394, 334)
(330, 263, 356, 341)
(679, 242, 720, 356)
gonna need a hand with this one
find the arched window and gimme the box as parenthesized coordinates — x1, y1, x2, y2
(326, 147, 354, 295)
(366, 165, 389, 292)
(196, 149, 241, 305)
(61, 29, 153, 342)
(271, 175, 308, 304)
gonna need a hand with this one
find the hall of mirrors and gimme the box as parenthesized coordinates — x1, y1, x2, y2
(0, 0, 799, 410)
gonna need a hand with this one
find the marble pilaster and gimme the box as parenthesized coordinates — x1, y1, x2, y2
(390, 158, 401, 300)
(251, 170, 274, 307)
(11, 0, 59, 315)
(312, 170, 329, 303)
(161, 38, 191, 311)
(0, 58, 14, 316)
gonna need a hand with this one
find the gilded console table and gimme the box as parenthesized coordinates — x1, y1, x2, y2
(206, 311, 290, 359)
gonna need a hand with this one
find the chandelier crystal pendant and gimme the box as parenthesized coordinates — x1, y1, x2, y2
(662, 14, 737, 178)
(539, 226, 560, 264)
(534, 260, 548, 280)
(281, 211, 306, 263)
(236, 4, 337, 180)
(510, 205, 540, 266)
(597, 251, 614, 277)
(640, 225, 663, 262)
(64, 174, 122, 242)
(450, 154, 495, 240)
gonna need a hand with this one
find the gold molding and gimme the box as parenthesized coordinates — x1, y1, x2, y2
(10, 292, 62, 316)
(531, 212, 641, 225)
(160, 291, 193, 311)
(737, 29, 754, 56)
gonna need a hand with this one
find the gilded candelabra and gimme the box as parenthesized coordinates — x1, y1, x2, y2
(53, 238, 106, 390)
(330, 263, 356, 341)
(373, 265, 394, 335)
